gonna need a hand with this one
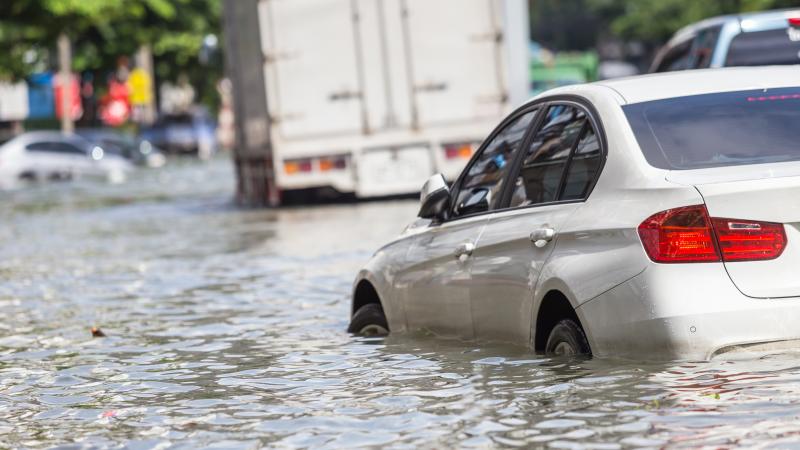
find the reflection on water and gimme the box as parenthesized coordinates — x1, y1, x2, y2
(2, 158, 800, 448)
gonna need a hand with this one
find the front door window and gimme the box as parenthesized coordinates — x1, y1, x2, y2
(452, 109, 537, 217)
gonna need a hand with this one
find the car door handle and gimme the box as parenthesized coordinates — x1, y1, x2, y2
(454, 242, 475, 259)
(530, 228, 556, 248)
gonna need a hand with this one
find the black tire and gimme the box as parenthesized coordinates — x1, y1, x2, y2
(347, 303, 389, 336)
(545, 319, 591, 356)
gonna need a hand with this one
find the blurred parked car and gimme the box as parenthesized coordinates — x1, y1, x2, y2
(652, 8, 800, 72)
(0, 131, 132, 188)
(141, 108, 216, 159)
(77, 128, 166, 168)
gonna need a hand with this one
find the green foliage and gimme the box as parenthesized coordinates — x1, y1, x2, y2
(0, 0, 222, 109)
(586, 0, 800, 43)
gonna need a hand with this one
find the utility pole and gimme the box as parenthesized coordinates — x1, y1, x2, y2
(503, 0, 531, 107)
(57, 33, 74, 134)
(222, 0, 280, 207)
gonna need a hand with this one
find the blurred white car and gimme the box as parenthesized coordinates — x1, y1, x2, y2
(0, 131, 133, 188)
(77, 128, 167, 168)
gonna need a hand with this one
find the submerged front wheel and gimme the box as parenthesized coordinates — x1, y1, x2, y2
(545, 319, 591, 356)
(347, 303, 389, 336)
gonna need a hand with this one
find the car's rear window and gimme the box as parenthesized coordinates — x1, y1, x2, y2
(726, 28, 800, 67)
(624, 87, 800, 170)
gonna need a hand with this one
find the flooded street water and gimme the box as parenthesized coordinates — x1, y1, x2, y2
(3, 158, 800, 449)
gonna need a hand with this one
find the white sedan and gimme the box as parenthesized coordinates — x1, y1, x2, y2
(0, 131, 133, 188)
(349, 66, 800, 361)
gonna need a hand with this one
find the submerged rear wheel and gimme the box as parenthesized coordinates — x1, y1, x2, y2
(347, 303, 389, 336)
(545, 319, 591, 356)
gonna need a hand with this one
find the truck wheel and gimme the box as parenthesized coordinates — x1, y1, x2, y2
(545, 319, 591, 356)
(347, 303, 389, 336)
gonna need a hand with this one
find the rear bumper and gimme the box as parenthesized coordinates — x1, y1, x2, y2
(578, 262, 800, 360)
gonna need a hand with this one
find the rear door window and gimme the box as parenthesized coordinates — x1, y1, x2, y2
(561, 126, 602, 201)
(691, 26, 721, 69)
(507, 105, 586, 208)
(653, 39, 693, 72)
(624, 87, 800, 170)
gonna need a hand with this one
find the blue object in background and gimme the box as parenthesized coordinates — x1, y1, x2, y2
(28, 72, 55, 119)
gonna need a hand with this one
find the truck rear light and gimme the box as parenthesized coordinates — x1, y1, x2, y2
(711, 218, 786, 261)
(284, 159, 312, 175)
(638, 205, 788, 263)
(285, 156, 347, 175)
(789, 17, 800, 27)
(319, 156, 347, 171)
(444, 142, 475, 160)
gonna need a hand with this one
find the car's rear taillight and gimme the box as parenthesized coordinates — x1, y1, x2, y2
(638, 205, 787, 263)
(638, 205, 719, 263)
(711, 218, 786, 261)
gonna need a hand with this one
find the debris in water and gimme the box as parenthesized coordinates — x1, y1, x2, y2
(91, 327, 106, 337)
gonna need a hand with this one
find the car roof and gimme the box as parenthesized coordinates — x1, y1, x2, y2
(671, 8, 800, 43)
(580, 66, 800, 104)
(11, 131, 93, 149)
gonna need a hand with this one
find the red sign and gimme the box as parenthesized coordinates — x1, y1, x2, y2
(53, 73, 83, 120)
(100, 79, 131, 126)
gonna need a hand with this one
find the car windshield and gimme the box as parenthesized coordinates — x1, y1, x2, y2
(726, 28, 800, 67)
(623, 87, 800, 170)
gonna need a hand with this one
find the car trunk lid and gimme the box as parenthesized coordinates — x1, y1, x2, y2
(668, 165, 800, 298)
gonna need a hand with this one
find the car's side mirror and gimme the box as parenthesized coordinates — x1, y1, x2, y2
(418, 173, 450, 221)
(457, 187, 491, 216)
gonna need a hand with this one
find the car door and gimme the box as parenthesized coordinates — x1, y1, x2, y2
(25, 141, 80, 178)
(22, 142, 55, 177)
(400, 107, 539, 339)
(59, 141, 96, 176)
(468, 102, 605, 343)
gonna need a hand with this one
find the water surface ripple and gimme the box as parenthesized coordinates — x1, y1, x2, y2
(1, 158, 800, 449)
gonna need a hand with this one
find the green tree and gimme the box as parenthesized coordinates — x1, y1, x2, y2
(0, 0, 222, 109)
(587, 0, 800, 44)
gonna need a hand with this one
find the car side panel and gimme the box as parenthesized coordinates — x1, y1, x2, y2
(531, 88, 707, 346)
(354, 234, 417, 333)
(469, 203, 580, 344)
(399, 216, 487, 339)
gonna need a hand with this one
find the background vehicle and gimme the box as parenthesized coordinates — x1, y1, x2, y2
(651, 8, 800, 72)
(0, 131, 132, 187)
(77, 128, 166, 168)
(140, 107, 216, 159)
(256, 0, 530, 200)
(350, 66, 800, 361)
(530, 51, 598, 95)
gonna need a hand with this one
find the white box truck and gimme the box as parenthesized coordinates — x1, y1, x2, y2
(257, 0, 529, 199)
